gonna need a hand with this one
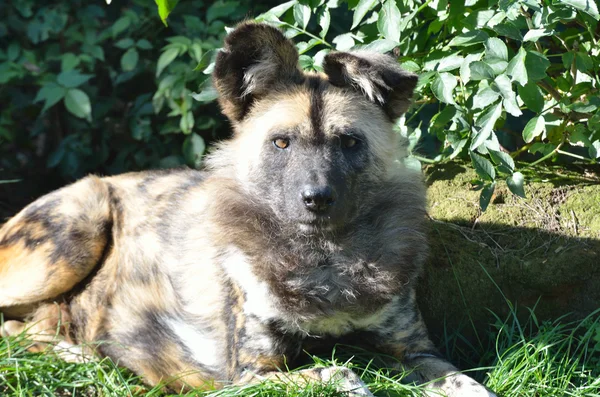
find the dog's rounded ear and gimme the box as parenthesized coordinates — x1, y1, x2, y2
(323, 52, 418, 120)
(213, 22, 303, 122)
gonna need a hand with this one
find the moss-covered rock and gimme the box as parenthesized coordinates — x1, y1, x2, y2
(420, 162, 600, 338)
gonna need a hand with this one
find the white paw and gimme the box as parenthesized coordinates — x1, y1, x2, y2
(428, 373, 496, 397)
(319, 366, 374, 397)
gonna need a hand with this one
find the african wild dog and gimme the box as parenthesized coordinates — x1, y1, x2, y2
(0, 22, 496, 397)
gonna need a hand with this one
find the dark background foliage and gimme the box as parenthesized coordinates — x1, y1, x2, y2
(0, 0, 278, 214)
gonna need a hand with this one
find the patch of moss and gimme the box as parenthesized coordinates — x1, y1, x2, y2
(420, 162, 600, 338)
(559, 186, 600, 238)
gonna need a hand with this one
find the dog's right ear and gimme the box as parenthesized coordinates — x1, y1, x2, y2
(213, 22, 303, 123)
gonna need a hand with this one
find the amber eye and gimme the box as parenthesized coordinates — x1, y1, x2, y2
(273, 138, 290, 149)
(340, 134, 359, 149)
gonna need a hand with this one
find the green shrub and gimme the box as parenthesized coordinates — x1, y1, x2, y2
(0, 0, 256, 183)
(185, 0, 599, 209)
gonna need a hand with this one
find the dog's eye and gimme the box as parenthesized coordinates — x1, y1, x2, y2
(340, 135, 360, 149)
(273, 138, 290, 149)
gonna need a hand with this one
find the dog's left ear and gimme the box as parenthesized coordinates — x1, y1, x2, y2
(323, 52, 418, 120)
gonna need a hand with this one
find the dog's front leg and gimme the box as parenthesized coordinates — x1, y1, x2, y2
(226, 312, 373, 396)
(374, 293, 497, 397)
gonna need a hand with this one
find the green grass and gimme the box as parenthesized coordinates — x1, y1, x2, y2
(1, 305, 599, 397)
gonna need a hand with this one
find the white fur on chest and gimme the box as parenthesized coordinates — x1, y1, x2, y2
(165, 317, 221, 369)
(221, 246, 280, 322)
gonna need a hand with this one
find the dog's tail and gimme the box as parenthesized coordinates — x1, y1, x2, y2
(0, 176, 112, 312)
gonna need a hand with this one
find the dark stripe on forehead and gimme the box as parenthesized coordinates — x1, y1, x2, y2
(305, 75, 326, 143)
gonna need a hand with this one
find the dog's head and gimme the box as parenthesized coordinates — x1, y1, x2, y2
(209, 22, 418, 233)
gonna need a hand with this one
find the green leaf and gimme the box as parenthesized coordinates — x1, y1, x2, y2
(507, 47, 527, 86)
(297, 39, 321, 55)
(121, 48, 139, 71)
(571, 101, 597, 113)
(34, 82, 67, 113)
(183, 133, 206, 168)
(57, 70, 93, 88)
(193, 49, 217, 73)
(486, 58, 508, 75)
(529, 142, 554, 156)
(490, 149, 515, 173)
(156, 0, 180, 27)
(525, 51, 550, 81)
(318, 8, 330, 38)
(88, 45, 105, 61)
(424, 53, 465, 72)
(506, 172, 526, 198)
(207, 1, 240, 23)
(61, 53, 80, 72)
(255, 1, 296, 21)
(313, 49, 330, 70)
(358, 39, 398, 53)
(561, 0, 599, 20)
(114, 38, 135, 49)
(332, 33, 354, 51)
(64, 89, 92, 121)
(112, 16, 131, 38)
(522, 115, 545, 143)
(523, 28, 554, 42)
(484, 37, 508, 61)
(293, 3, 311, 29)
(179, 111, 194, 134)
(448, 30, 489, 46)
(473, 102, 503, 150)
(191, 78, 219, 103)
(299, 55, 314, 70)
(575, 52, 594, 72)
(517, 82, 544, 113)
(136, 39, 153, 50)
(569, 124, 591, 146)
(352, 0, 378, 29)
(404, 156, 422, 172)
(473, 86, 501, 109)
(480, 182, 496, 211)
(188, 42, 203, 63)
(494, 74, 522, 117)
(156, 47, 179, 77)
(377, 0, 401, 43)
(469, 61, 495, 80)
(589, 113, 600, 132)
(460, 52, 484, 83)
(589, 140, 600, 159)
(471, 151, 496, 181)
(431, 72, 457, 105)
(493, 22, 523, 41)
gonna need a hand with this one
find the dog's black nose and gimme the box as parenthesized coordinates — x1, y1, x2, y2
(301, 186, 336, 213)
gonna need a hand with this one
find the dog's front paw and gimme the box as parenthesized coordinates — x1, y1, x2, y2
(318, 366, 374, 397)
(426, 373, 496, 397)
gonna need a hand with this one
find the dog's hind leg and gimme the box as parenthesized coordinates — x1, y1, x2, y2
(0, 176, 112, 309)
(1, 302, 90, 363)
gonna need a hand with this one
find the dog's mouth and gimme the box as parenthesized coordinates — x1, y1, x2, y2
(295, 215, 340, 234)
(297, 222, 333, 234)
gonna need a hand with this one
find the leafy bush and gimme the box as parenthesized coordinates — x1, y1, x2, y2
(0, 0, 255, 184)
(185, 0, 599, 209)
